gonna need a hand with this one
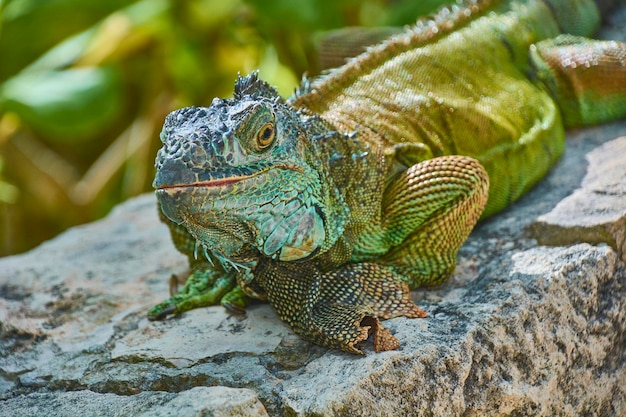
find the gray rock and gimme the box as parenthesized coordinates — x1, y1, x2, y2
(0, 387, 269, 417)
(531, 137, 626, 262)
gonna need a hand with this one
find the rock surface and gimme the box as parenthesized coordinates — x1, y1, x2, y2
(532, 136, 626, 262)
(2, 11, 626, 417)
(0, 387, 269, 417)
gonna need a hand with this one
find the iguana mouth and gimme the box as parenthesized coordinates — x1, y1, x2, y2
(154, 163, 305, 190)
(155, 175, 250, 190)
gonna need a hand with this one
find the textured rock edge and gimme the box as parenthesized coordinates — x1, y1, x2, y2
(532, 136, 626, 262)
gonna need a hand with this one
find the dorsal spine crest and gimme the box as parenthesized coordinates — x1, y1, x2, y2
(234, 71, 282, 101)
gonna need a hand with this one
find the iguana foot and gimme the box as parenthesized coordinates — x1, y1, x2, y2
(220, 285, 251, 314)
(261, 262, 427, 354)
(147, 264, 238, 320)
(361, 316, 404, 352)
(305, 301, 425, 354)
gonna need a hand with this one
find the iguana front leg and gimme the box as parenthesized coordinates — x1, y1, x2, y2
(358, 155, 489, 287)
(258, 261, 426, 355)
(148, 209, 248, 319)
(261, 156, 486, 354)
(147, 262, 238, 320)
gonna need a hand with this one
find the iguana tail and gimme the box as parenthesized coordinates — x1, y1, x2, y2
(530, 35, 626, 128)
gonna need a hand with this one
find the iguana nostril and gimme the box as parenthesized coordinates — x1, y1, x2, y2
(190, 142, 207, 165)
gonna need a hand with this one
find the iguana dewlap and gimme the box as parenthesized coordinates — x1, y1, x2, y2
(149, 0, 626, 354)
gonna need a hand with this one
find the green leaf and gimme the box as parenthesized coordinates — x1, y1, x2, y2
(0, 0, 136, 80)
(0, 156, 19, 204)
(0, 67, 123, 142)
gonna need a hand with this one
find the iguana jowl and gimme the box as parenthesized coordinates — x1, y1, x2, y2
(149, 0, 626, 354)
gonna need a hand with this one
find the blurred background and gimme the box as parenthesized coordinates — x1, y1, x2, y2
(0, 0, 458, 256)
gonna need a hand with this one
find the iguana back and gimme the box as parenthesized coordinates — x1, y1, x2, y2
(290, 0, 621, 216)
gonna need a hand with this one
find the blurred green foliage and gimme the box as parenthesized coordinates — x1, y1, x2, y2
(0, 0, 447, 256)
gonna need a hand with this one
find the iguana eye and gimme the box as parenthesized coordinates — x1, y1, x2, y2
(235, 103, 276, 153)
(256, 123, 275, 149)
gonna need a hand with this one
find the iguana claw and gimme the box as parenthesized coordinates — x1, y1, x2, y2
(221, 286, 250, 315)
(147, 304, 177, 321)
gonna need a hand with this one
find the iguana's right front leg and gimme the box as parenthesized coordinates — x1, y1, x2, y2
(147, 261, 240, 320)
(149, 208, 248, 319)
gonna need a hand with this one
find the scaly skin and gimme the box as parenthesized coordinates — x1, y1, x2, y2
(148, 0, 626, 354)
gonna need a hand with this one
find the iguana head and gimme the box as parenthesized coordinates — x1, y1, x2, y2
(154, 73, 346, 264)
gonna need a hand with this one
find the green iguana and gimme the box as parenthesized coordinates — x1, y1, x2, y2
(148, 0, 626, 354)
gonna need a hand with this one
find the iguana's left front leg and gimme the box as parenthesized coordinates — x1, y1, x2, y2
(258, 261, 426, 355)
(259, 156, 488, 354)
(379, 156, 489, 287)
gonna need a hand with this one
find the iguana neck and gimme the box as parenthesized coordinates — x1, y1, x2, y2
(298, 109, 388, 253)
